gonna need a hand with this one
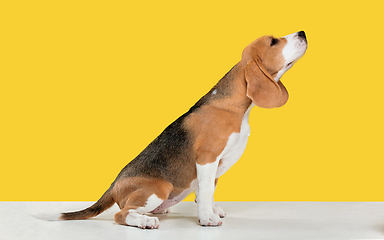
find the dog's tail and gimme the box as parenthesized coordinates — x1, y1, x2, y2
(60, 186, 115, 220)
(34, 186, 115, 221)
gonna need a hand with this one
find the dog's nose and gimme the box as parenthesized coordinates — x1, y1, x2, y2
(297, 31, 306, 39)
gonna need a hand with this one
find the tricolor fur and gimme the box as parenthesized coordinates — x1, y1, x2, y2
(38, 31, 307, 229)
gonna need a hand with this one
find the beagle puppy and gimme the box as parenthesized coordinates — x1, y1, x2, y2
(44, 31, 307, 229)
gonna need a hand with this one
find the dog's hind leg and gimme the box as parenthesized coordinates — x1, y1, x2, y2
(114, 191, 164, 229)
(113, 177, 173, 229)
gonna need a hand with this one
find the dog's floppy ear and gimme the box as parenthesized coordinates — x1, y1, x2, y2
(245, 58, 288, 108)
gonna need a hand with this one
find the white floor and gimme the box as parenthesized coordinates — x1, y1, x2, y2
(1, 202, 384, 240)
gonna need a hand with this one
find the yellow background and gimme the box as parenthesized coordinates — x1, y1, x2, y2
(1, 0, 383, 201)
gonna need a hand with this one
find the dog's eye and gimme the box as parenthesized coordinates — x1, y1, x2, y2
(270, 38, 279, 46)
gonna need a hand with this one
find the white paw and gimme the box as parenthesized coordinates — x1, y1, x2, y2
(198, 212, 222, 226)
(126, 213, 160, 229)
(213, 205, 226, 218)
(151, 208, 170, 214)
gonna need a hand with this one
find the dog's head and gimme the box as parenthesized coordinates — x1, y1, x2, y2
(241, 31, 307, 108)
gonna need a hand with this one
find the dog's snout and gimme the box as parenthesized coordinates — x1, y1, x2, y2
(297, 31, 306, 39)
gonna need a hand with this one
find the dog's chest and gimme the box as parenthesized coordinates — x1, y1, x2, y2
(215, 105, 253, 178)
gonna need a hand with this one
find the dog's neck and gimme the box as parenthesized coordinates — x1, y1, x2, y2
(191, 63, 252, 115)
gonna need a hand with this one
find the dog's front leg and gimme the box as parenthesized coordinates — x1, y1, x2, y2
(195, 178, 226, 218)
(196, 160, 222, 226)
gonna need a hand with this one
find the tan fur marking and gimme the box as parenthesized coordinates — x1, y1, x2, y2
(185, 106, 245, 165)
(242, 36, 287, 77)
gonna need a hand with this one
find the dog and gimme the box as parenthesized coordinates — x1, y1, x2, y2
(38, 31, 307, 229)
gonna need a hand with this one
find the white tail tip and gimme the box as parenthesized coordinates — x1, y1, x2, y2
(32, 213, 62, 221)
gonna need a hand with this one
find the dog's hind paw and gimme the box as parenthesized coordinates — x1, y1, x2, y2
(126, 213, 160, 229)
(151, 208, 170, 214)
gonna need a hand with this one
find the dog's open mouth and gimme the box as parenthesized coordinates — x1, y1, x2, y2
(287, 59, 299, 67)
(287, 61, 294, 67)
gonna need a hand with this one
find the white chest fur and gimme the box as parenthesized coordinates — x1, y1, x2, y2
(215, 103, 254, 178)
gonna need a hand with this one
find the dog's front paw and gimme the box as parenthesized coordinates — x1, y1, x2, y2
(198, 212, 222, 226)
(213, 205, 226, 218)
